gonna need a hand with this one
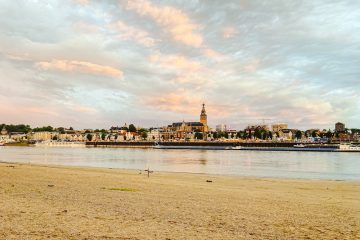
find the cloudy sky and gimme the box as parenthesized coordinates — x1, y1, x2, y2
(0, 0, 359, 130)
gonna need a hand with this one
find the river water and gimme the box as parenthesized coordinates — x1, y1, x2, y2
(0, 146, 359, 180)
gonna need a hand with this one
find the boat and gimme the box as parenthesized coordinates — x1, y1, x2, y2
(35, 140, 86, 147)
(153, 142, 231, 150)
(294, 144, 306, 148)
(338, 143, 360, 152)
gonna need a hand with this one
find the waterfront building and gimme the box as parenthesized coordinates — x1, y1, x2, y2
(162, 104, 209, 140)
(216, 124, 227, 132)
(272, 123, 288, 133)
(335, 122, 345, 132)
(0, 126, 9, 142)
(1, 126, 8, 135)
(30, 131, 57, 141)
(278, 129, 297, 141)
(148, 128, 163, 141)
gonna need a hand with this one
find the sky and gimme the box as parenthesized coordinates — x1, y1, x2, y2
(0, 0, 359, 130)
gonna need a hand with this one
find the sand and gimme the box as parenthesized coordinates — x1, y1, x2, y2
(0, 162, 359, 239)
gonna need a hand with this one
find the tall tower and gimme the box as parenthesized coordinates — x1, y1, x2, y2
(200, 103, 208, 131)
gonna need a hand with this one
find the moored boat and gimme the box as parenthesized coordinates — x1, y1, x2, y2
(35, 140, 86, 147)
(338, 143, 360, 151)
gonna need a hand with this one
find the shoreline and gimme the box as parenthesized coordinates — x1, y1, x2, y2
(1, 160, 359, 182)
(1, 162, 360, 239)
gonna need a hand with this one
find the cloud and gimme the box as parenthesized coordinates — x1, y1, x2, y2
(223, 27, 236, 38)
(110, 20, 156, 47)
(75, 0, 89, 5)
(0, 0, 359, 129)
(149, 53, 202, 72)
(36, 59, 123, 78)
(126, 0, 203, 47)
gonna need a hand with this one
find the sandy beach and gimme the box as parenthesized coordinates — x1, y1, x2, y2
(0, 162, 359, 239)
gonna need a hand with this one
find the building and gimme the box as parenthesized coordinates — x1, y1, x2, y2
(278, 129, 296, 141)
(148, 128, 162, 141)
(216, 124, 227, 132)
(335, 122, 345, 132)
(30, 131, 57, 141)
(200, 103, 208, 132)
(0, 126, 9, 142)
(162, 104, 209, 140)
(272, 123, 288, 133)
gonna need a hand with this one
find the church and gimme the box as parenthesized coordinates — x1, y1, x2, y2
(163, 104, 208, 140)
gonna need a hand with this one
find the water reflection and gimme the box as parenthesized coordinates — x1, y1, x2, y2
(0, 147, 359, 180)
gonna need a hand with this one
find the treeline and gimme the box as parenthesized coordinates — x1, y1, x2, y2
(0, 124, 31, 133)
(0, 124, 73, 133)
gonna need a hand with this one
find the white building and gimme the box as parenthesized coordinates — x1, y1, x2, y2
(147, 128, 162, 141)
(216, 124, 227, 132)
(0, 126, 9, 142)
(31, 131, 57, 141)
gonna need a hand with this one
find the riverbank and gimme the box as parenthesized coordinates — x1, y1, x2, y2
(1, 162, 359, 239)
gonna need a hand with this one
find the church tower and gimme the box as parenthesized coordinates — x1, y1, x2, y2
(200, 103, 208, 132)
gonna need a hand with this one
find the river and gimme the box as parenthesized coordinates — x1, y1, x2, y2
(0, 146, 359, 180)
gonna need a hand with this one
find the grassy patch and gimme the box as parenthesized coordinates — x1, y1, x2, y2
(106, 187, 138, 192)
(5, 142, 30, 147)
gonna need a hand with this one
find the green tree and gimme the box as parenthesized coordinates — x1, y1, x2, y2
(213, 132, 218, 139)
(194, 132, 203, 140)
(325, 130, 333, 139)
(141, 131, 148, 140)
(33, 126, 54, 132)
(57, 127, 65, 134)
(236, 131, 242, 139)
(295, 130, 302, 139)
(86, 134, 93, 142)
(129, 124, 137, 132)
(254, 129, 262, 139)
(224, 132, 229, 139)
(101, 133, 106, 141)
(312, 131, 318, 138)
(269, 131, 273, 140)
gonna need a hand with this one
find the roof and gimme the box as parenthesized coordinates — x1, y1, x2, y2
(172, 122, 204, 127)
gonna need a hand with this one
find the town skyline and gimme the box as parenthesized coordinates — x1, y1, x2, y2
(1, 0, 359, 130)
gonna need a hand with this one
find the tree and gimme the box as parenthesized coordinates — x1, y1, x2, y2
(295, 130, 302, 140)
(141, 131, 148, 140)
(33, 126, 54, 132)
(269, 131, 273, 140)
(213, 132, 218, 139)
(1, 124, 31, 133)
(224, 132, 229, 139)
(86, 134, 93, 142)
(101, 133, 106, 141)
(57, 127, 65, 134)
(312, 131, 318, 138)
(69, 127, 74, 130)
(52, 136, 58, 141)
(326, 130, 333, 139)
(129, 124, 137, 132)
(254, 128, 262, 139)
(194, 132, 203, 140)
(236, 131, 242, 139)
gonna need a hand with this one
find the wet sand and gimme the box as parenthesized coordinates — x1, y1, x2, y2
(0, 162, 359, 239)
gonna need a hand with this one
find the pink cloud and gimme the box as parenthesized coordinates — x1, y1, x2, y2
(75, 0, 89, 5)
(110, 20, 156, 47)
(127, 0, 203, 47)
(36, 59, 123, 78)
(223, 27, 237, 39)
(70, 105, 97, 113)
(149, 53, 202, 72)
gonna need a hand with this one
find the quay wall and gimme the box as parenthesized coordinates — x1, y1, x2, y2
(86, 141, 338, 149)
